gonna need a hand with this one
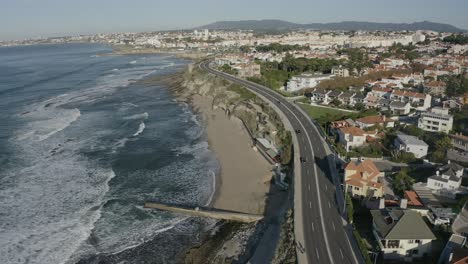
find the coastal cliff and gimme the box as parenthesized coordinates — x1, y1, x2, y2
(146, 62, 297, 263)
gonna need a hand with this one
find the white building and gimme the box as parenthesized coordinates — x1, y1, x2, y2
(426, 161, 465, 198)
(394, 134, 429, 158)
(337, 126, 369, 151)
(331, 65, 350, 77)
(371, 208, 436, 261)
(418, 107, 454, 133)
(285, 73, 335, 92)
(390, 101, 411, 115)
(390, 90, 432, 111)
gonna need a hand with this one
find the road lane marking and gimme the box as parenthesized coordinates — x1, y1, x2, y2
(308, 184, 311, 191)
(325, 184, 328, 191)
(328, 201, 331, 209)
(340, 248, 344, 259)
(206, 63, 345, 264)
(311, 222, 315, 232)
(332, 222, 336, 231)
(315, 248, 320, 260)
(309, 201, 312, 208)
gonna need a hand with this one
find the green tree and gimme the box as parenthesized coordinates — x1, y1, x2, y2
(429, 135, 452, 163)
(444, 74, 468, 97)
(391, 151, 417, 163)
(402, 125, 425, 138)
(220, 64, 237, 75)
(355, 102, 365, 111)
(346, 194, 354, 224)
(393, 168, 414, 195)
(345, 48, 373, 76)
(331, 98, 342, 106)
(452, 105, 468, 135)
(443, 34, 468, 45)
(280, 131, 293, 165)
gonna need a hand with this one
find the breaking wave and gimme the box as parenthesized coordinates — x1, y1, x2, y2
(132, 122, 146, 137)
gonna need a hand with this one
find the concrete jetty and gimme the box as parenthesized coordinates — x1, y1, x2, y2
(144, 201, 263, 223)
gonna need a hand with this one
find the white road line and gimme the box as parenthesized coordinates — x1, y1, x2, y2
(328, 201, 331, 209)
(332, 222, 336, 231)
(315, 248, 320, 260)
(311, 222, 315, 232)
(340, 248, 344, 259)
(278, 105, 335, 264)
(325, 184, 328, 191)
(309, 201, 312, 208)
(308, 184, 311, 191)
(206, 64, 345, 264)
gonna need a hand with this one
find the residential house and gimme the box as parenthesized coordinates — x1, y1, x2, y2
(418, 107, 454, 133)
(390, 90, 432, 111)
(368, 87, 392, 99)
(285, 73, 335, 92)
(234, 63, 261, 78)
(364, 95, 381, 109)
(438, 234, 467, 264)
(380, 58, 408, 68)
(331, 65, 350, 77)
(310, 89, 331, 104)
(329, 119, 357, 135)
(337, 126, 367, 151)
(338, 92, 355, 106)
(394, 134, 429, 158)
(327, 90, 343, 105)
(344, 159, 384, 198)
(390, 101, 411, 115)
(450, 133, 468, 152)
(425, 81, 447, 96)
(443, 99, 464, 110)
(371, 208, 436, 261)
(352, 93, 366, 105)
(355, 115, 395, 129)
(426, 161, 465, 198)
(452, 202, 468, 237)
(378, 98, 392, 111)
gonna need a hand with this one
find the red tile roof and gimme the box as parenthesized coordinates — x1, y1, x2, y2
(339, 126, 365, 137)
(392, 89, 426, 99)
(345, 160, 383, 189)
(356, 115, 390, 125)
(404, 191, 424, 207)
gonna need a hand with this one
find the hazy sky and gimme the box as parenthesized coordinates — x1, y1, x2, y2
(1, 0, 467, 40)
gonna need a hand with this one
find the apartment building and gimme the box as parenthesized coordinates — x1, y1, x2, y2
(418, 107, 454, 133)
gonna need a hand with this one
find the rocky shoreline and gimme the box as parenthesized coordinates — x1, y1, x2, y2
(146, 63, 298, 263)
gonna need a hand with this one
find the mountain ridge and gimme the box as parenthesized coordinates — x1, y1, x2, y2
(196, 19, 466, 33)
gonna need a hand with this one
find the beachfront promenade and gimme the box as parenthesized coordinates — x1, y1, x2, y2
(200, 61, 364, 264)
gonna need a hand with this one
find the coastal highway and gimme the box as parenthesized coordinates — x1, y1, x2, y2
(200, 61, 363, 264)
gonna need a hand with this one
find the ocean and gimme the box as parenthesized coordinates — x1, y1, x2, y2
(0, 43, 218, 264)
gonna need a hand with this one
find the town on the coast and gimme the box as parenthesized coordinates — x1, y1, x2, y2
(6, 25, 468, 264)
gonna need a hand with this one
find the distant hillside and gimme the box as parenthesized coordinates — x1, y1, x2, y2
(197, 19, 466, 33)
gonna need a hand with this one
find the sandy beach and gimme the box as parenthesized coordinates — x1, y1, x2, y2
(192, 95, 272, 215)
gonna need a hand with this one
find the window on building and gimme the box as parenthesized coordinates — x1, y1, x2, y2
(388, 240, 399, 248)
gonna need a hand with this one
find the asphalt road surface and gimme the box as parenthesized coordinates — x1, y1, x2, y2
(201, 61, 362, 264)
